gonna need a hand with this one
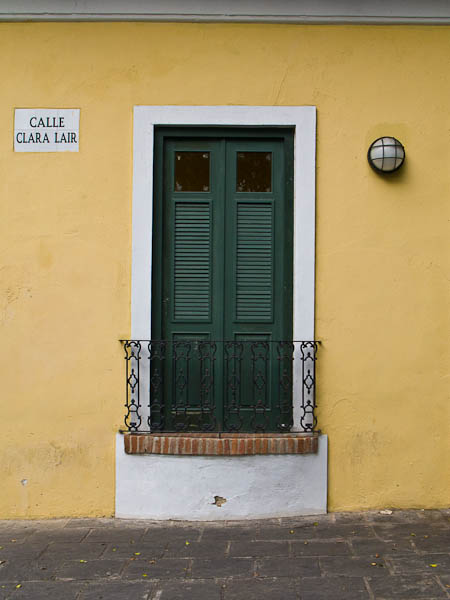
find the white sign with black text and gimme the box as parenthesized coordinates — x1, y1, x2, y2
(14, 109, 80, 152)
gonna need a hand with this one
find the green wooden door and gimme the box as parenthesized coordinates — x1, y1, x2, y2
(152, 128, 293, 432)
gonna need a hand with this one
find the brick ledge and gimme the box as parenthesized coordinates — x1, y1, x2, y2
(124, 433, 318, 455)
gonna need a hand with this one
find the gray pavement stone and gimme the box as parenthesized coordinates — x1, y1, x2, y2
(0, 533, 35, 544)
(64, 519, 116, 529)
(55, 558, 127, 580)
(387, 553, 450, 575)
(84, 528, 145, 543)
(350, 537, 415, 556)
(165, 539, 228, 558)
(200, 526, 253, 542)
(102, 541, 166, 559)
(255, 525, 310, 540)
(123, 558, 190, 580)
(40, 542, 107, 560)
(0, 584, 15, 600)
(0, 543, 48, 560)
(297, 575, 370, 600)
(229, 540, 289, 557)
(313, 524, 377, 539)
(27, 528, 91, 544)
(256, 556, 320, 578)
(223, 577, 298, 599)
(153, 579, 222, 600)
(2, 581, 83, 599)
(320, 556, 388, 577)
(334, 512, 368, 523)
(191, 557, 254, 579)
(373, 522, 446, 541)
(78, 581, 153, 599)
(279, 514, 334, 527)
(413, 533, 450, 553)
(291, 539, 351, 556)
(143, 527, 202, 544)
(0, 510, 447, 600)
(366, 510, 431, 524)
(367, 574, 448, 598)
(0, 558, 60, 582)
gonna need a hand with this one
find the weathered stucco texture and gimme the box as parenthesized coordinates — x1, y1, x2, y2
(0, 23, 449, 517)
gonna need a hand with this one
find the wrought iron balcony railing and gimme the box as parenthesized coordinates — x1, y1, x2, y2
(120, 340, 319, 434)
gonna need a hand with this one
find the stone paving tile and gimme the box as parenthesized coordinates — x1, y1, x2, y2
(419, 510, 450, 524)
(1, 581, 84, 599)
(40, 542, 107, 560)
(27, 528, 91, 544)
(256, 556, 320, 578)
(279, 514, 334, 527)
(55, 558, 127, 580)
(0, 558, 61, 582)
(153, 579, 222, 600)
(0, 533, 35, 544)
(366, 511, 432, 524)
(200, 526, 254, 542)
(387, 553, 450, 575)
(334, 512, 368, 524)
(0, 584, 15, 600)
(291, 539, 351, 556)
(313, 524, 377, 539)
(373, 522, 446, 541)
(320, 555, 389, 577)
(123, 558, 190, 580)
(255, 525, 311, 540)
(367, 574, 448, 598)
(0, 511, 448, 599)
(229, 540, 289, 557)
(78, 581, 154, 599)
(191, 557, 254, 579)
(64, 519, 116, 529)
(143, 527, 203, 544)
(350, 537, 416, 556)
(0, 543, 48, 560)
(102, 541, 167, 559)
(165, 539, 228, 558)
(271, 522, 376, 540)
(84, 528, 145, 543)
(297, 575, 370, 599)
(413, 533, 450, 553)
(222, 577, 298, 599)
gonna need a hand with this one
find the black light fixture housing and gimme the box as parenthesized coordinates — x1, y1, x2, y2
(368, 137, 405, 173)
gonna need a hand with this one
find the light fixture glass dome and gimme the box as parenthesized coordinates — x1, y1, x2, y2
(368, 137, 405, 173)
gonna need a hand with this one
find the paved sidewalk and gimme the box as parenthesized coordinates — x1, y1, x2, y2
(0, 510, 449, 599)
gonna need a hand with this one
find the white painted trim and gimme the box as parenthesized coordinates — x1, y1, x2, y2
(132, 105, 316, 338)
(132, 105, 316, 431)
(1, 0, 450, 23)
(115, 433, 328, 520)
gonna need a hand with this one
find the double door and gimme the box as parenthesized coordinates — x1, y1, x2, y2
(152, 128, 293, 431)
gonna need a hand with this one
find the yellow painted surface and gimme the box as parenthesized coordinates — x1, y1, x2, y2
(0, 23, 449, 517)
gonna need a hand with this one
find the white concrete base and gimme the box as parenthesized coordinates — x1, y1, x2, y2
(115, 433, 328, 520)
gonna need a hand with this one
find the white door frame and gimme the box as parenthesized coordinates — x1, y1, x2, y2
(131, 105, 316, 430)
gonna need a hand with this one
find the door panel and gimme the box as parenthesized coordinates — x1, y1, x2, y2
(153, 129, 293, 432)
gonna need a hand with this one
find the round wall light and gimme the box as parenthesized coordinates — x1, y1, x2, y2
(367, 137, 405, 173)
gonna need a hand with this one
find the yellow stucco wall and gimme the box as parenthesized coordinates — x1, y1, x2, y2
(0, 23, 448, 517)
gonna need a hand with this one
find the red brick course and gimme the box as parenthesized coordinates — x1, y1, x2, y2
(124, 433, 318, 455)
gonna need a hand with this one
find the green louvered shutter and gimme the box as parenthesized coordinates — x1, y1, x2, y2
(235, 203, 273, 322)
(173, 202, 212, 321)
(153, 130, 293, 431)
